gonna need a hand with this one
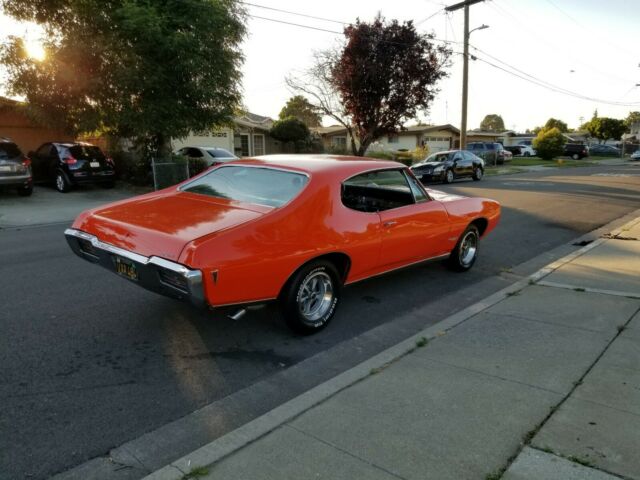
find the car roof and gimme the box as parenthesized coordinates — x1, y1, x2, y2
(53, 141, 96, 148)
(223, 154, 403, 177)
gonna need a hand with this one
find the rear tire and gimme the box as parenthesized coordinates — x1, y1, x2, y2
(280, 260, 341, 335)
(572, 153, 579, 160)
(17, 183, 33, 196)
(448, 225, 480, 272)
(55, 171, 71, 193)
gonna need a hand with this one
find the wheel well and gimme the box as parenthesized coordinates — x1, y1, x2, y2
(471, 218, 488, 236)
(310, 252, 351, 283)
(281, 252, 352, 298)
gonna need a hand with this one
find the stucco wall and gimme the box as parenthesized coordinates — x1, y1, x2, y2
(0, 108, 73, 154)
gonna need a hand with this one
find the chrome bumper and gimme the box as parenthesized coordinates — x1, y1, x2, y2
(64, 228, 205, 307)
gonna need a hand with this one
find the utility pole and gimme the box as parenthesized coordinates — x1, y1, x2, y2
(445, 0, 485, 150)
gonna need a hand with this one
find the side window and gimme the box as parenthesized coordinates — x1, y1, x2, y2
(404, 171, 428, 203)
(37, 144, 52, 156)
(453, 152, 463, 161)
(342, 169, 415, 213)
(463, 151, 475, 161)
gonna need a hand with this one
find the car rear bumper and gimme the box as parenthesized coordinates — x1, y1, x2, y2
(64, 228, 205, 307)
(68, 170, 115, 184)
(0, 174, 31, 186)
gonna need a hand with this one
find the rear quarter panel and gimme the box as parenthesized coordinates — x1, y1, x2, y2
(179, 171, 382, 306)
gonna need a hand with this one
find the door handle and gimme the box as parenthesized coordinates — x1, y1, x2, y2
(383, 221, 398, 228)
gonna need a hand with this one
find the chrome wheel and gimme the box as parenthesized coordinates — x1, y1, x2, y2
(298, 271, 334, 322)
(445, 169, 454, 183)
(56, 173, 65, 192)
(459, 231, 478, 267)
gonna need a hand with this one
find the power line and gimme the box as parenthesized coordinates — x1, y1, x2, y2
(240, 2, 348, 25)
(248, 14, 342, 34)
(470, 51, 640, 106)
(415, 8, 445, 26)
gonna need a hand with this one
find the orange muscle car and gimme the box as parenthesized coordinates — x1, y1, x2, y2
(65, 155, 500, 333)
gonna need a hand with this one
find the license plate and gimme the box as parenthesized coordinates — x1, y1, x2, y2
(114, 257, 138, 281)
(90, 161, 100, 168)
(0, 165, 12, 172)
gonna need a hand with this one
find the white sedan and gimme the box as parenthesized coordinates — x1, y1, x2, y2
(175, 146, 238, 166)
(517, 144, 537, 157)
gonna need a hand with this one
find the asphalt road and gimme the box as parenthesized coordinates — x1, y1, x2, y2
(1, 162, 640, 479)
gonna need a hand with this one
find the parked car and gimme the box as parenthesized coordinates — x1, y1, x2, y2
(465, 142, 512, 165)
(0, 138, 33, 196)
(517, 144, 537, 157)
(504, 145, 523, 156)
(588, 144, 621, 157)
(630, 149, 640, 161)
(411, 150, 484, 184)
(65, 156, 500, 334)
(174, 146, 238, 166)
(29, 142, 115, 192)
(563, 143, 589, 160)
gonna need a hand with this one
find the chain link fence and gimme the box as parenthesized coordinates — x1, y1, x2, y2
(151, 158, 189, 190)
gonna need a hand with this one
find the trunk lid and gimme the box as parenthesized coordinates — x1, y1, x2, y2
(75, 191, 269, 261)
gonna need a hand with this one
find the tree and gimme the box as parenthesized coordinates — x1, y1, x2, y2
(279, 96, 322, 127)
(584, 117, 626, 143)
(479, 114, 505, 132)
(625, 111, 640, 129)
(288, 15, 450, 156)
(532, 127, 564, 160)
(270, 116, 311, 152)
(0, 0, 246, 157)
(543, 118, 568, 133)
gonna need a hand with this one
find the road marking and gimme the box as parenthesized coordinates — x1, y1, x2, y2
(501, 181, 555, 186)
(591, 173, 640, 177)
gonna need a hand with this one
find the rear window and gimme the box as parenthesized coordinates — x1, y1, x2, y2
(181, 166, 308, 207)
(67, 145, 106, 160)
(0, 142, 22, 159)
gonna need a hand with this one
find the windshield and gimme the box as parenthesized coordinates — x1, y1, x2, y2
(205, 148, 235, 158)
(181, 166, 308, 207)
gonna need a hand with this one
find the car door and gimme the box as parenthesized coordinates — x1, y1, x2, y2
(451, 151, 469, 177)
(375, 169, 451, 269)
(31, 144, 53, 182)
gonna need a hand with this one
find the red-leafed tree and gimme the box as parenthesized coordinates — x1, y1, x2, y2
(288, 15, 449, 156)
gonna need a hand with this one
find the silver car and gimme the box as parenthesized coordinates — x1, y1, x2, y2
(0, 138, 33, 196)
(174, 146, 238, 166)
(631, 149, 640, 161)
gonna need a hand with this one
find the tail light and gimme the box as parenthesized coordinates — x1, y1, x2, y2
(64, 155, 77, 165)
(22, 157, 31, 167)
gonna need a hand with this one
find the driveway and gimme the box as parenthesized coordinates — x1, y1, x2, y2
(0, 183, 149, 228)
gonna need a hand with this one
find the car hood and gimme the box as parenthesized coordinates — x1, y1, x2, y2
(73, 191, 269, 261)
(427, 188, 467, 202)
(412, 161, 445, 169)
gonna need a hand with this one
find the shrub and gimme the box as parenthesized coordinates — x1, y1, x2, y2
(533, 127, 564, 160)
(188, 157, 208, 177)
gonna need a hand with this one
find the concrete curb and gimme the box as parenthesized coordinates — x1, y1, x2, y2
(142, 211, 640, 480)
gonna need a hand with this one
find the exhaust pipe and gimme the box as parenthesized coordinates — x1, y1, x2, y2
(228, 308, 247, 321)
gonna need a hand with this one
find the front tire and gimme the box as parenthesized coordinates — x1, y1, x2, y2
(524, 152, 531, 157)
(448, 225, 480, 272)
(472, 167, 483, 181)
(280, 260, 341, 334)
(443, 169, 454, 184)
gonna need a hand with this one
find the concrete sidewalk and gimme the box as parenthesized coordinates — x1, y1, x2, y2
(145, 217, 640, 480)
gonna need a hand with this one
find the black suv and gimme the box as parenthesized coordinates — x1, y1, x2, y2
(29, 142, 115, 192)
(0, 138, 33, 196)
(563, 143, 588, 160)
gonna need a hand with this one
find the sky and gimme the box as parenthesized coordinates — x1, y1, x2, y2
(1, 0, 639, 132)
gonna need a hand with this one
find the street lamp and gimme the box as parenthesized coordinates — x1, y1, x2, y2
(470, 24, 489, 35)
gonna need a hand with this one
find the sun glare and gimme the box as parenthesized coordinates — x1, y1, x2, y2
(24, 39, 46, 61)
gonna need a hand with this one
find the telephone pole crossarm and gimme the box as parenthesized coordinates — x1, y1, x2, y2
(445, 0, 484, 13)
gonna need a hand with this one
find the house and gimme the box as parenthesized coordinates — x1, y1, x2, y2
(0, 96, 73, 153)
(172, 112, 284, 157)
(501, 131, 534, 146)
(313, 124, 461, 154)
(466, 130, 508, 144)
